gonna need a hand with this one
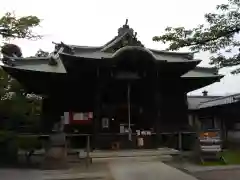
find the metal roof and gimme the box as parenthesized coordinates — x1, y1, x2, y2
(187, 95, 221, 110)
(187, 93, 240, 110)
(197, 93, 240, 109)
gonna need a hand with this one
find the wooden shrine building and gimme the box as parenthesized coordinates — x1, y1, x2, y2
(0, 20, 223, 149)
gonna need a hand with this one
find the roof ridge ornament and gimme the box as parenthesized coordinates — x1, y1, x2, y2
(52, 41, 74, 55)
(102, 19, 144, 52)
(118, 19, 134, 36)
(125, 19, 128, 25)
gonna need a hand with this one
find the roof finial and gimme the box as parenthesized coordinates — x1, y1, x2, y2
(125, 19, 128, 25)
(202, 90, 208, 96)
(134, 32, 137, 37)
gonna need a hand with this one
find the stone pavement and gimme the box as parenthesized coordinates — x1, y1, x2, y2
(0, 161, 111, 180)
(193, 169, 240, 180)
(183, 163, 240, 172)
(109, 158, 198, 180)
(0, 169, 43, 180)
(2, 148, 213, 180)
(166, 159, 240, 180)
(0, 156, 199, 180)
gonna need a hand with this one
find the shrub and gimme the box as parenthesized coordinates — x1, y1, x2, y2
(17, 136, 42, 150)
(0, 131, 18, 163)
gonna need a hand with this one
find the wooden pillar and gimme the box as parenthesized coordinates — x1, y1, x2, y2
(41, 96, 62, 133)
(179, 91, 189, 131)
(41, 97, 53, 133)
(155, 92, 161, 130)
(92, 68, 105, 149)
(93, 90, 101, 149)
(154, 71, 161, 147)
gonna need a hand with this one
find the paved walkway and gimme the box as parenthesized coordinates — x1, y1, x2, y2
(182, 163, 240, 172)
(0, 161, 111, 180)
(193, 169, 240, 180)
(0, 169, 43, 180)
(109, 159, 198, 180)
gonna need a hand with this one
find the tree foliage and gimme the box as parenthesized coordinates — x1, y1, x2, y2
(0, 68, 42, 132)
(0, 12, 41, 40)
(35, 49, 49, 57)
(153, 0, 240, 73)
(0, 12, 42, 132)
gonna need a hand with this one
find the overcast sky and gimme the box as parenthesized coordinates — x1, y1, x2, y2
(1, 0, 239, 96)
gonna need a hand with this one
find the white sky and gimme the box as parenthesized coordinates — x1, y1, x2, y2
(1, 0, 239, 96)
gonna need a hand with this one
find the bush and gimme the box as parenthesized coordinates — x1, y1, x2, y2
(159, 133, 197, 151)
(182, 133, 197, 151)
(0, 131, 18, 164)
(18, 136, 42, 150)
(0, 130, 15, 142)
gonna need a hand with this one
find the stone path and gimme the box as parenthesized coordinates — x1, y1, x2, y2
(0, 161, 111, 180)
(109, 159, 198, 180)
(0, 169, 43, 180)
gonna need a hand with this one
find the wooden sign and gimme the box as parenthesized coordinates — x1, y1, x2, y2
(196, 129, 225, 164)
(199, 131, 219, 139)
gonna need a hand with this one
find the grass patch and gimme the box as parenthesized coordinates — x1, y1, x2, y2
(201, 150, 240, 166)
(222, 150, 240, 164)
(202, 161, 226, 166)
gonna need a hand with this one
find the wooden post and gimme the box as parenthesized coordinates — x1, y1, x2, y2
(93, 92, 101, 149)
(127, 83, 132, 141)
(154, 86, 161, 147)
(93, 68, 102, 149)
(86, 135, 91, 168)
(41, 97, 52, 133)
(178, 131, 182, 151)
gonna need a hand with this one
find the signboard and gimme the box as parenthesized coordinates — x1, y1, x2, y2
(199, 131, 220, 139)
(64, 112, 93, 125)
(136, 130, 152, 136)
(197, 129, 225, 163)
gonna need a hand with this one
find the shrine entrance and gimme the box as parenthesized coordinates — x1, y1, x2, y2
(95, 70, 158, 149)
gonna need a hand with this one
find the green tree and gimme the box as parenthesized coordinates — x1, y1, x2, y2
(0, 12, 41, 40)
(0, 68, 42, 131)
(153, 0, 240, 73)
(0, 12, 42, 131)
(0, 12, 42, 163)
(35, 49, 49, 57)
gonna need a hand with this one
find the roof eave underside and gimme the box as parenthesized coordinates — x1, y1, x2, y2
(182, 75, 223, 93)
(59, 50, 200, 64)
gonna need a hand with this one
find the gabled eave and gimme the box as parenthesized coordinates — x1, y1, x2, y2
(1, 57, 67, 73)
